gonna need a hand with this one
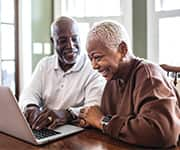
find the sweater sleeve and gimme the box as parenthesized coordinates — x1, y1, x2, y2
(103, 77, 180, 148)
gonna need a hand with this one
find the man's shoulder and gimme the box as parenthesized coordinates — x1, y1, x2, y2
(35, 55, 56, 70)
(40, 55, 56, 62)
(38, 55, 56, 65)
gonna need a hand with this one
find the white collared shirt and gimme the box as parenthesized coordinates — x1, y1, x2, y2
(19, 53, 106, 115)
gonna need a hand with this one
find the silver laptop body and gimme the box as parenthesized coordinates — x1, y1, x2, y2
(0, 86, 84, 145)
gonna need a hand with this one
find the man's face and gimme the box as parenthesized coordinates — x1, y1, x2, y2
(87, 39, 123, 81)
(52, 21, 80, 65)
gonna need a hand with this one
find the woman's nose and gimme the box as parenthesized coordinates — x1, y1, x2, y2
(91, 59, 99, 70)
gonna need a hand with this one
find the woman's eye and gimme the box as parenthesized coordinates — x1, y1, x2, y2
(94, 56, 102, 61)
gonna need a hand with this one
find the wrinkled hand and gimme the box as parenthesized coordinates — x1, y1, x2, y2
(25, 106, 71, 130)
(24, 105, 41, 128)
(79, 118, 90, 128)
(79, 105, 104, 130)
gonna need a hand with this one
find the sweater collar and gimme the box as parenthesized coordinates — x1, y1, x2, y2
(113, 57, 141, 85)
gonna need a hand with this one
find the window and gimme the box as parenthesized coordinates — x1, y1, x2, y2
(159, 17, 180, 65)
(155, 0, 180, 11)
(0, 0, 19, 97)
(147, 0, 180, 65)
(61, 0, 121, 17)
(55, 0, 132, 51)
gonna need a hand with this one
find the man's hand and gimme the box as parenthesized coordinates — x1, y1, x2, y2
(24, 105, 71, 130)
(24, 105, 41, 128)
(31, 107, 71, 130)
(79, 105, 104, 130)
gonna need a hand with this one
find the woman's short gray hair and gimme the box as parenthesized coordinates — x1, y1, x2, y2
(87, 20, 130, 51)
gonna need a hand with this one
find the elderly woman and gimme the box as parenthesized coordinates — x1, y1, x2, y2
(80, 20, 180, 148)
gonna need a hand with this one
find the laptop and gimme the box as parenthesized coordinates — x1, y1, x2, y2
(0, 86, 84, 145)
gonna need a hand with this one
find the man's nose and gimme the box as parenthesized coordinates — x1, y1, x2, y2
(66, 38, 74, 49)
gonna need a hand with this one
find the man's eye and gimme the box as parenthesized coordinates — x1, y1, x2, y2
(72, 37, 78, 42)
(58, 39, 67, 44)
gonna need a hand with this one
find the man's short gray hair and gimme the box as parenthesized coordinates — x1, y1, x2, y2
(87, 20, 131, 51)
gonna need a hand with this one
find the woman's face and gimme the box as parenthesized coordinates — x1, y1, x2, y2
(87, 39, 124, 80)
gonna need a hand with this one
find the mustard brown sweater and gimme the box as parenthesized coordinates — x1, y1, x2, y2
(101, 58, 180, 148)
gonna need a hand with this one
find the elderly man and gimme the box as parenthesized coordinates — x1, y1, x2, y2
(79, 20, 180, 148)
(19, 16, 105, 130)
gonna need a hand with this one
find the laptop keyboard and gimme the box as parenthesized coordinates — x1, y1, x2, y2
(32, 128, 61, 139)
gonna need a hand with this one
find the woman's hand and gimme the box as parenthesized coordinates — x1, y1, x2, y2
(79, 105, 104, 130)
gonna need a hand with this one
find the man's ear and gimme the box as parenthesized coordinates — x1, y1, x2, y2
(50, 37, 54, 45)
(117, 41, 128, 57)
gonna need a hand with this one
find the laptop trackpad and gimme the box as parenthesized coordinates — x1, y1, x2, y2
(54, 124, 84, 136)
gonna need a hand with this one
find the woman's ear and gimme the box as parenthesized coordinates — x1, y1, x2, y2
(117, 41, 128, 57)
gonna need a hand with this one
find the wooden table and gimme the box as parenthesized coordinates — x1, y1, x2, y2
(0, 128, 179, 150)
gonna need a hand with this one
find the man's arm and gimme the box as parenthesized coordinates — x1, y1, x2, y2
(68, 69, 106, 117)
(19, 59, 44, 112)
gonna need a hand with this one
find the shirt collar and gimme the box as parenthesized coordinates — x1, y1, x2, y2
(54, 52, 85, 73)
(114, 57, 141, 85)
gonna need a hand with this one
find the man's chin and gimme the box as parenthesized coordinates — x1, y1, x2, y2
(64, 53, 79, 65)
(102, 74, 113, 81)
(64, 57, 77, 65)
(65, 60, 76, 65)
